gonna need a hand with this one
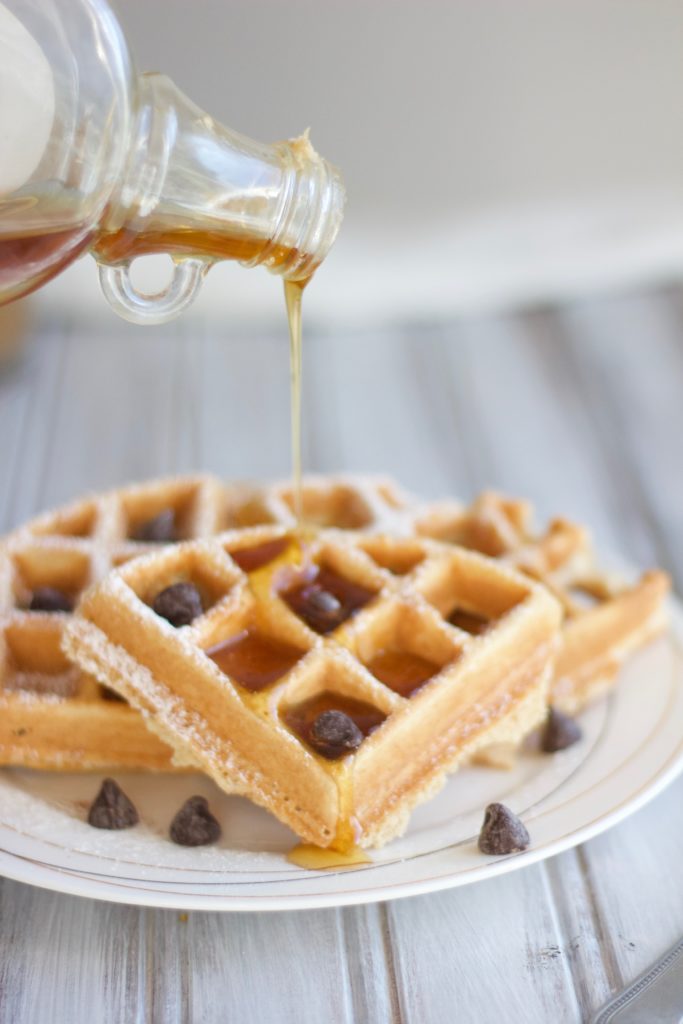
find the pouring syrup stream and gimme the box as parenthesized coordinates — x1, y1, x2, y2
(284, 278, 307, 524)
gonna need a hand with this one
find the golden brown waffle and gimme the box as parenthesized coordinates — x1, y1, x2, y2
(410, 491, 670, 715)
(0, 475, 226, 771)
(64, 527, 561, 850)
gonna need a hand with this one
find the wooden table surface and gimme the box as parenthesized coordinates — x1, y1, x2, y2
(0, 284, 682, 1023)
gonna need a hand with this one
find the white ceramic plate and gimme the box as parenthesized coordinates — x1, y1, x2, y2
(1, 608, 682, 912)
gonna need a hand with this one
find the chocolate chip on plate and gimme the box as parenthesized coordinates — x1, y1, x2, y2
(29, 586, 74, 613)
(132, 508, 177, 543)
(152, 582, 203, 627)
(88, 778, 139, 830)
(170, 796, 221, 847)
(309, 709, 364, 759)
(478, 802, 530, 855)
(540, 707, 583, 753)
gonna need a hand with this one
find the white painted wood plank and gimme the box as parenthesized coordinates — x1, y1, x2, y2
(0, 322, 66, 530)
(168, 324, 205, 475)
(1, 323, 68, 530)
(543, 852, 615, 1020)
(150, 907, 358, 1024)
(441, 311, 624, 545)
(197, 325, 292, 481)
(301, 324, 472, 498)
(0, 883, 146, 1024)
(571, 780, 683, 1014)
(339, 904, 400, 1023)
(0, 368, 32, 528)
(388, 864, 580, 1024)
(39, 321, 184, 505)
(560, 290, 683, 576)
(550, 289, 683, 1012)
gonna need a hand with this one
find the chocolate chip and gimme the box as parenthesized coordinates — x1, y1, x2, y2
(302, 587, 345, 632)
(309, 709, 364, 759)
(478, 803, 530, 855)
(132, 509, 177, 543)
(541, 707, 582, 753)
(88, 778, 139, 830)
(288, 584, 345, 633)
(152, 582, 203, 627)
(29, 586, 74, 613)
(169, 796, 221, 847)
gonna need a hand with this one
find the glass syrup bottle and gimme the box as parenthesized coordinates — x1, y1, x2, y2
(0, 0, 345, 324)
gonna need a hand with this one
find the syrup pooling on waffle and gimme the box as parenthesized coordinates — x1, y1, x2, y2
(64, 526, 561, 850)
(0, 475, 227, 770)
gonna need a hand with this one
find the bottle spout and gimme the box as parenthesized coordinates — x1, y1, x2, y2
(93, 73, 345, 322)
(259, 131, 346, 283)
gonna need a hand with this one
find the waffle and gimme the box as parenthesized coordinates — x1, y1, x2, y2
(0, 475, 226, 771)
(410, 491, 670, 715)
(64, 526, 561, 850)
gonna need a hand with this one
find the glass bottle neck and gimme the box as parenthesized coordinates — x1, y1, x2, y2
(94, 72, 345, 284)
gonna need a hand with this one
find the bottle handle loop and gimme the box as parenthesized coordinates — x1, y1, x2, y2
(98, 258, 208, 325)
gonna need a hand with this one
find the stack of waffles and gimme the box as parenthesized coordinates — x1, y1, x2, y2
(0, 474, 670, 851)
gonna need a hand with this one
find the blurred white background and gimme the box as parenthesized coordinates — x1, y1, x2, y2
(38, 0, 683, 325)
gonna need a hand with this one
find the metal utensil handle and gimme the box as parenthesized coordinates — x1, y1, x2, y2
(592, 935, 683, 1023)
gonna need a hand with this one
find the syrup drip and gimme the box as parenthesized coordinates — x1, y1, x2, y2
(366, 648, 442, 698)
(287, 761, 370, 868)
(284, 279, 306, 524)
(286, 843, 370, 870)
(284, 693, 385, 864)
